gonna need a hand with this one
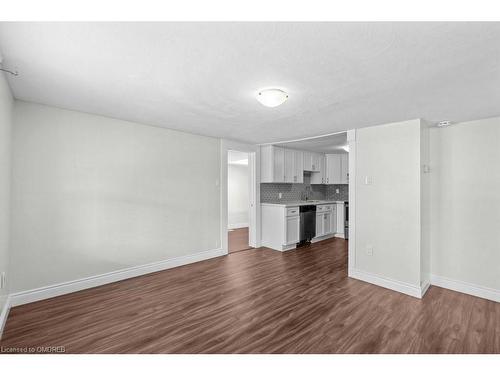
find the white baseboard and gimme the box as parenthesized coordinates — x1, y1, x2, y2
(311, 234, 335, 243)
(334, 233, 345, 239)
(349, 268, 424, 298)
(420, 280, 431, 297)
(228, 222, 249, 230)
(10, 248, 225, 307)
(0, 295, 11, 340)
(430, 274, 500, 303)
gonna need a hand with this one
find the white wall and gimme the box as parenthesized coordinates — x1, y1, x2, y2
(0, 72, 13, 313)
(228, 161, 249, 228)
(11, 101, 221, 293)
(430, 117, 500, 291)
(355, 119, 423, 287)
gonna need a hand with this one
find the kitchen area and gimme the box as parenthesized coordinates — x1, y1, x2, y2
(260, 133, 349, 251)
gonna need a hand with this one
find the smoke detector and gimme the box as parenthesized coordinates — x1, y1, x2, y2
(437, 120, 452, 128)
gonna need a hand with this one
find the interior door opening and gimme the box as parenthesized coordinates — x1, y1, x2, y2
(227, 150, 255, 253)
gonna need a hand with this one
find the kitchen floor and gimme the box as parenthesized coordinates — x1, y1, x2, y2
(228, 227, 253, 253)
(1, 238, 499, 353)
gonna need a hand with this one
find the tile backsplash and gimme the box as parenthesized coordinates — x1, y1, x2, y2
(261, 174, 348, 202)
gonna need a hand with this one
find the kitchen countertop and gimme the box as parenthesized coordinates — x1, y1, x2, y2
(261, 200, 347, 207)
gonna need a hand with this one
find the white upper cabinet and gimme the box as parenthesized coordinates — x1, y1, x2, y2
(262, 146, 347, 185)
(293, 150, 304, 183)
(261, 145, 304, 183)
(340, 153, 349, 184)
(311, 153, 321, 172)
(284, 148, 295, 183)
(324, 153, 348, 184)
(310, 154, 325, 184)
(303, 151, 313, 171)
(325, 154, 341, 184)
(261, 145, 285, 183)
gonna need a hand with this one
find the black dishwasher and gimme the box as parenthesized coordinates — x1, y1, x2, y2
(299, 205, 316, 243)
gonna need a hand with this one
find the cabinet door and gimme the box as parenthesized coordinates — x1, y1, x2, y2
(294, 150, 304, 183)
(285, 215, 300, 245)
(323, 212, 332, 235)
(310, 154, 325, 184)
(311, 153, 320, 172)
(340, 153, 349, 184)
(273, 146, 285, 182)
(336, 203, 344, 234)
(315, 213, 324, 237)
(325, 154, 339, 184)
(331, 206, 337, 234)
(284, 148, 295, 183)
(303, 152, 313, 171)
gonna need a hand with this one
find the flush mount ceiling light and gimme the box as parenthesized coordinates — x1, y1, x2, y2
(256, 88, 288, 108)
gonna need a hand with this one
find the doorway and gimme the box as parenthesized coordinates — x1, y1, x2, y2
(227, 150, 253, 253)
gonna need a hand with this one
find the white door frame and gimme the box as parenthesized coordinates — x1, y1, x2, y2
(347, 129, 356, 276)
(220, 139, 261, 254)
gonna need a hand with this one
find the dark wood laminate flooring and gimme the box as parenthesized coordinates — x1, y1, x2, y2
(1, 238, 499, 353)
(228, 227, 252, 253)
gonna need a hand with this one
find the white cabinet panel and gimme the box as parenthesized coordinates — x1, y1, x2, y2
(260, 145, 285, 183)
(311, 154, 325, 184)
(294, 150, 304, 183)
(273, 146, 285, 182)
(315, 213, 324, 237)
(311, 153, 320, 172)
(323, 212, 332, 235)
(284, 148, 295, 183)
(285, 215, 300, 245)
(341, 153, 349, 184)
(303, 151, 313, 171)
(325, 154, 341, 184)
(336, 202, 345, 234)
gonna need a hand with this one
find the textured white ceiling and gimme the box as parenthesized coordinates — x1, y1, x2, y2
(0, 22, 499, 144)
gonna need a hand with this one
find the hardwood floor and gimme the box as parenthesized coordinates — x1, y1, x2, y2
(1, 238, 499, 353)
(228, 227, 252, 253)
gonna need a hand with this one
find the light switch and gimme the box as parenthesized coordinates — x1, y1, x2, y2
(364, 176, 374, 185)
(278, 192, 282, 199)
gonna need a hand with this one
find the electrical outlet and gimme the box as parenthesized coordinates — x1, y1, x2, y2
(366, 245, 373, 256)
(0, 272, 5, 289)
(335, 189, 339, 194)
(278, 192, 282, 199)
(364, 176, 374, 185)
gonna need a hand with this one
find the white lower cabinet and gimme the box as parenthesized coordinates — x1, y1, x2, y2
(261, 204, 300, 251)
(313, 204, 336, 240)
(285, 215, 300, 245)
(316, 212, 324, 237)
(261, 202, 344, 251)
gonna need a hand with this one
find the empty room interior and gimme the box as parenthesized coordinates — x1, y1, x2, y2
(1, 21, 500, 357)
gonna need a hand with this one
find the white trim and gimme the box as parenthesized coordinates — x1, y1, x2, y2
(311, 233, 335, 243)
(333, 233, 345, 239)
(420, 280, 431, 297)
(10, 248, 225, 307)
(220, 140, 261, 254)
(228, 222, 249, 230)
(259, 130, 347, 146)
(430, 274, 500, 303)
(347, 129, 356, 274)
(349, 268, 424, 299)
(0, 295, 11, 339)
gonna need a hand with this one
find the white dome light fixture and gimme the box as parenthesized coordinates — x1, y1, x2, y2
(256, 88, 288, 108)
